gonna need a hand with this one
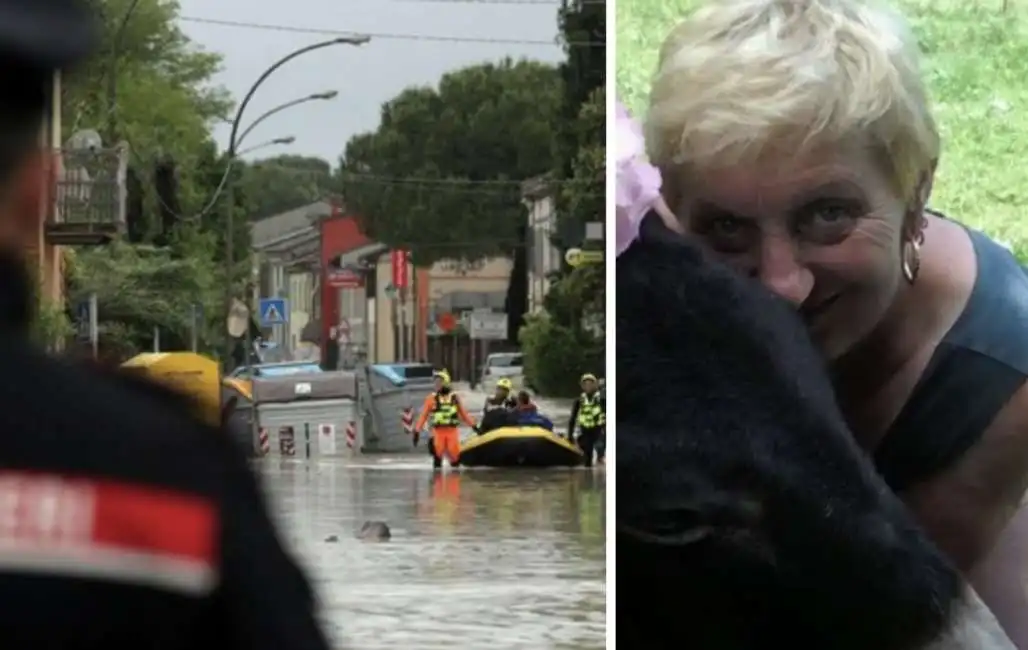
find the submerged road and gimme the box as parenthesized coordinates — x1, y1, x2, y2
(258, 458, 606, 650)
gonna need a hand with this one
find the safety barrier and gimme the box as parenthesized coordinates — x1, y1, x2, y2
(256, 422, 358, 459)
(402, 408, 414, 435)
(345, 421, 357, 450)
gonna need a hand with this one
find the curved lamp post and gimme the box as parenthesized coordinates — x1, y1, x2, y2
(199, 92, 337, 221)
(222, 35, 369, 367)
(236, 136, 296, 158)
(237, 91, 338, 147)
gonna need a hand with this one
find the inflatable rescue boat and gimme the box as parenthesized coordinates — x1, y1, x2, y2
(459, 426, 583, 468)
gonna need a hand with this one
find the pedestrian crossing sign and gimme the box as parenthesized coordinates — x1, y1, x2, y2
(259, 297, 288, 326)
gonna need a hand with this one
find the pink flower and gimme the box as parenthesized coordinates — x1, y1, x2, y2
(616, 100, 662, 256)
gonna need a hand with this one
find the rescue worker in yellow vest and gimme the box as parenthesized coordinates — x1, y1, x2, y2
(414, 370, 476, 469)
(478, 377, 517, 434)
(568, 373, 606, 467)
(484, 378, 517, 414)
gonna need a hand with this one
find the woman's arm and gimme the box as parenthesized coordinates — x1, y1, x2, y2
(901, 386, 1028, 648)
(901, 386, 1028, 571)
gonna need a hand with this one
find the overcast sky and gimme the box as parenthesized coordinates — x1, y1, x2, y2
(175, 0, 565, 165)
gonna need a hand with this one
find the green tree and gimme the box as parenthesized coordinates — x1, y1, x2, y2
(66, 240, 222, 357)
(59, 0, 235, 357)
(338, 59, 562, 265)
(520, 0, 606, 393)
(553, 0, 606, 247)
(62, 0, 231, 230)
(240, 155, 337, 221)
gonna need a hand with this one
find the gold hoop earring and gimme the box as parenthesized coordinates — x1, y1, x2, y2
(902, 238, 922, 284)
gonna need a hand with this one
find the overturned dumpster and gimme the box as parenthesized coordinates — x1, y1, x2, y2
(360, 363, 435, 453)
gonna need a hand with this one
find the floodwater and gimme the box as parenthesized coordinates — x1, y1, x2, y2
(258, 456, 607, 650)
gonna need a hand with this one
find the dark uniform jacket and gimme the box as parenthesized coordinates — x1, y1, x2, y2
(483, 395, 516, 415)
(479, 396, 516, 434)
(0, 3, 328, 640)
(0, 256, 331, 648)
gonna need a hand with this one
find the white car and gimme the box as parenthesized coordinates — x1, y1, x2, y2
(479, 352, 524, 391)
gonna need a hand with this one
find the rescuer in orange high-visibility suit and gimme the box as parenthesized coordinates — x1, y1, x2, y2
(415, 370, 476, 469)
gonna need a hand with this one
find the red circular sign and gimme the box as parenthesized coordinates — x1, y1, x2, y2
(438, 312, 456, 333)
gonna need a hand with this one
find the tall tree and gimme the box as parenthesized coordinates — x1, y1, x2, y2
(62, 0, 232, 238)
(553, 0, 605, 246)
(519, 0, 606, 395)
(57, 0, 236, 358)
(338, 59, 562, 265)
(240, 155, 337, 221)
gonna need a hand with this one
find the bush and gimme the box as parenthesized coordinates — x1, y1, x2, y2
(520, 311, 604, 398)
(31, 297, 73, 352)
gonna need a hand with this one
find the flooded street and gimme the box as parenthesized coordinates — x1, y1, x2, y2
(258, 457, 606, 649)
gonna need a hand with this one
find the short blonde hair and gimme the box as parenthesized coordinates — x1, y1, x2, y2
(646, 0, 939, 201)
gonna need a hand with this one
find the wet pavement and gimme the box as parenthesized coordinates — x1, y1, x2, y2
(258, 457, 606, 650)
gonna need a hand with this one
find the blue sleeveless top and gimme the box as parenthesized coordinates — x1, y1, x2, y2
(873, 224, 1028, 492)
(637, 210, 1028, 492)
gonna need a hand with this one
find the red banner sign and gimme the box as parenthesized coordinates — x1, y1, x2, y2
(327, 268, 363, 289)
(391, 250, 408, 289)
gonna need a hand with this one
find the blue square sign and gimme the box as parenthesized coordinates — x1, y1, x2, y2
(259, 298, 288, 326)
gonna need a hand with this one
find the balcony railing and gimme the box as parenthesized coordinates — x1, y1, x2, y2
(45, 142, 128, 246)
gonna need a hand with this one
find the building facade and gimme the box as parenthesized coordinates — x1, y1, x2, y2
(522, 177, 561, 314)
(250, 200, 325, 359)
(34, 71, 63, 307)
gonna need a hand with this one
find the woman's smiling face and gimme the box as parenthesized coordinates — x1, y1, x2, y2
(670, 143, 912, 360)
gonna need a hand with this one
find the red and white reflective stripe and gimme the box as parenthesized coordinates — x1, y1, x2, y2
(402, 408, 414, 434)
(345, 422, 356, 448)
(0, 471, 218, 596)
(258, 428, 270, 455)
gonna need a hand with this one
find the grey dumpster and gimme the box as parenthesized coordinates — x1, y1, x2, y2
(361, 363, 436, 452)
(253, 370, 361, 458)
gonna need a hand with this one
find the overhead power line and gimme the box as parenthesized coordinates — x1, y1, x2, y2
(178, 16, 604, 47)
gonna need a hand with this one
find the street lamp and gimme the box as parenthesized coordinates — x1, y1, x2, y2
(222, 35, 370, 367)
(235, 136, 296, 158)
(200, 92, 337, 220)
(236, 91, 338, 148)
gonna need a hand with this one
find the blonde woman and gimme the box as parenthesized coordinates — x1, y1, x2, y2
(620, 0, 1028, 646)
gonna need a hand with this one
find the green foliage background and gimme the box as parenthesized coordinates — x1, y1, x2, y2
(339, 59, 562, 265)
(616, 0, 1028, 254)
(520, 0, 606, 397)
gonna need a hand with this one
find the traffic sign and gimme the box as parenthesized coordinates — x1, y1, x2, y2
(328, 268, 363, 288)
(391, 250, 409, 289)
(565, 248, 604, 268)
(469, 311, 508, 340)
(259, 298, 288, 326)
(438, 312, 457, 333)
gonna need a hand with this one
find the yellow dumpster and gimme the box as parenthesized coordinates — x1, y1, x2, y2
(121, 352, 221, 426)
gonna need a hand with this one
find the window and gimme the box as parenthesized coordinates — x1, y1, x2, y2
(487, 353, 523, 368)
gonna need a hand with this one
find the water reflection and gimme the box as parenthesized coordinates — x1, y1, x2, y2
(258, 460, 606, 650)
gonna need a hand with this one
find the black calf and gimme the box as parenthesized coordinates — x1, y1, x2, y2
(615, 223, 962, 650)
